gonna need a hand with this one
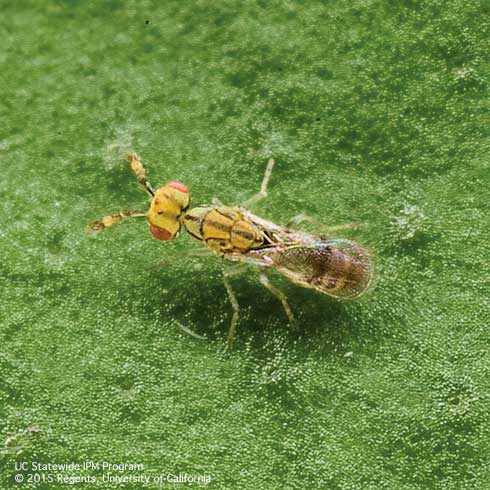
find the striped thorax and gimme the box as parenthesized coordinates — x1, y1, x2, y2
(183, 206, 265, 253)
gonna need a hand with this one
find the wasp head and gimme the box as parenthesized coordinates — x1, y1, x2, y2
(147, 181, 190, 240)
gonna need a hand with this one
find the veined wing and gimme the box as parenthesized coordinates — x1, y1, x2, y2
(273, 239, 374, 299)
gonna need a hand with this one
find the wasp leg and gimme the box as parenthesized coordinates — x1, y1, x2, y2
(286, 214, 359, 234)
(212, 197, 224, 207)
(127, 152, 155, 196)
(175, 321, 207, 340)
(240, 158, 275, 208)
(86, 210, 147, 232)
(223, 264, 248, 351)
(258, 273, 295, 324)
(181, 247, 216, 257)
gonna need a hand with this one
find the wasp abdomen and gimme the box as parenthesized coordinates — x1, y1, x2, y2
(275, 240, 373, 299)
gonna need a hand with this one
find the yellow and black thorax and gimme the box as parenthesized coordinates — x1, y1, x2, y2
(183, 206, 265, 254)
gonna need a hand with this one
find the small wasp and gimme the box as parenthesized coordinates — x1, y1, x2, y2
(88, 153, 374, 350)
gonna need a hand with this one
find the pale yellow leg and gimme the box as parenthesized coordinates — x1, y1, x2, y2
(258, 273, 295, 324)
(286, 214, 359, 234)
(86, 210, 147, 232)
(127, 152, 155, 196)
(181, 247, 215, 257)
(241, 158, 275, 208)
(223, 264, 248, 351)
(211, 197, 224, 207)
(175, 321, 207, 340)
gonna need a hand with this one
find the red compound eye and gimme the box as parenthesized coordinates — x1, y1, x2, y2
(149, 224, 173, 241)
(167, 181, 188, 193)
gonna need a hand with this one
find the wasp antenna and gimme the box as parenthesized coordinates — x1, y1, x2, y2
(127, 152, 155, 196)
(86, 210, 147, 232)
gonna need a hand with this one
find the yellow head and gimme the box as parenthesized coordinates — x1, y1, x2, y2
(147, 181, 190, 240)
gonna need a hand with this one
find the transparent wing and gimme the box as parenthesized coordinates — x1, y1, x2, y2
(275, 239, 374, 299)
